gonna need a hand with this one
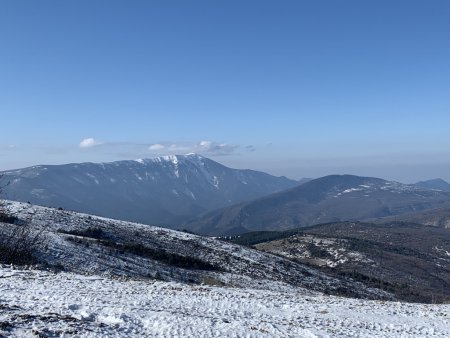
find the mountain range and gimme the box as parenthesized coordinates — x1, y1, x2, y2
(2, 156, 450, 236)
(185, 174, 450, 235)
(0, 154, 297, 227)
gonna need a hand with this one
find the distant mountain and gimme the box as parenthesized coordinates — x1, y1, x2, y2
(415, 178, 450, 191)
(0, 154, 298, 227)
(185, 174, 450, 235)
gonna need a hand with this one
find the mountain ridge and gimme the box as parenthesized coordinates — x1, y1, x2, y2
(0, 154, 298, 227)
(184, 174, 450, 235)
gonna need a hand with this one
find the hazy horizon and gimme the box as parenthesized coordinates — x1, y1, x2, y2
(1, 1, 449, 183)
(2, 152, 450, 185)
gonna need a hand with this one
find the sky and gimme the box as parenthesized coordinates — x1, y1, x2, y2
(0, 0, 449, 183)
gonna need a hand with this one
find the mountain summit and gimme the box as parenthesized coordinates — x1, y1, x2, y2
(0, 154, 297, 226)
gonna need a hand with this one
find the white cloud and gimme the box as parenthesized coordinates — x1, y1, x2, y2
(148, 144, 165, 151)
(145, 140, 240, 156)
(195, 140, 238, 155)
(199, 140, 212, 148)
(73, 139, 251, 158)
(79, 138, 102, 148)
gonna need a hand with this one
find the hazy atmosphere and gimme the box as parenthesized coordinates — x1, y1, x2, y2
(1, 0, 449, 182)
(2, 2, 450, 336)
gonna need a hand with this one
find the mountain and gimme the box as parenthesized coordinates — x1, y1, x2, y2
(415, 178, 450, 191)
(0, 154, 297, 227)
(185, 174, 450, 235)
(226, 221, 450, 303)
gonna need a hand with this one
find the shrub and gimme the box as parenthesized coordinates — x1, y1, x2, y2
(0, 176, 45, 265)
(0, 222, 44, 265)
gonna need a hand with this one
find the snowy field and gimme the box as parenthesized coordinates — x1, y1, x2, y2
(1, 266, 449, 337)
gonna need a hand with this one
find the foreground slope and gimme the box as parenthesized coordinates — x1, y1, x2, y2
(0, 154, 297, 227)
(185, 174, 450, 235)
(1, 200, 388, 299)
(1, 266, 449, 338)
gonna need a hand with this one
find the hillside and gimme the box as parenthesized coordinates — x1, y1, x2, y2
(372, 206, 450, 228)
(185, 174, 450, 235)
(0, 200, 390, 300)
(224, 221, 450, 303)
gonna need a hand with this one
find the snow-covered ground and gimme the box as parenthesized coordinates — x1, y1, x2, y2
(0, 200, 391, 299)
(1, 266, 449, 337)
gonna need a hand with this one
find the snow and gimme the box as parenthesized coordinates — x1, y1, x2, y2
(86, 173, 100, 185)
(213, 176, 220, 189)
(342, 188, 362, 194)
(0, 201, 450, 337)
(331, 180, 435, 199)
(256, 235, 374, 269)
(2, 200, 449, 336)
(1, 266, 449, 337)
(160, 155, 179, 165)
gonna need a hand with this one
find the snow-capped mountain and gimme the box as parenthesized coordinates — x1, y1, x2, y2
(185, 174, 450, 235)
(0, 154, 297, 227)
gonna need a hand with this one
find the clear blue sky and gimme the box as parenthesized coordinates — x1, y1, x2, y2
(1, 0, 449, 182)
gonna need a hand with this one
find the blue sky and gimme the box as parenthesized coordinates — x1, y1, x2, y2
(1, 0, 449, 182)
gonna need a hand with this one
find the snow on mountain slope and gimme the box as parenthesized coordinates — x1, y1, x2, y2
(1, 200, 390, 299)
(1, 266, 449, 337)
(0, 154, 298, 227)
